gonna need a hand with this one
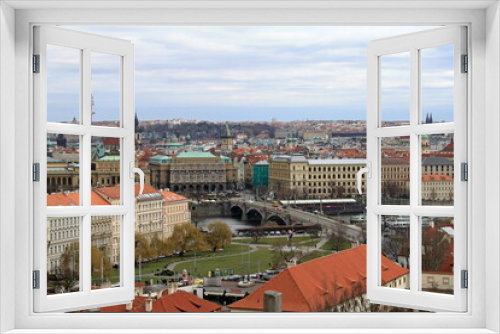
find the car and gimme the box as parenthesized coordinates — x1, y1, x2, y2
(269, 231, 275, 236)
(275, 231, 281, 236)
(262, 273, 276, 281)
(227, 274, 242, 281)
(193, 279, 204, 285)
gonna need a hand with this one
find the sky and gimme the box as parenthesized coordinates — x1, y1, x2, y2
(47, 26, 454, 123)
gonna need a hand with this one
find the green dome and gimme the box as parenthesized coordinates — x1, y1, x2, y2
(98, 155, 120, 162)
(221, 156, 231, 163)
(150, 155, 172, 164)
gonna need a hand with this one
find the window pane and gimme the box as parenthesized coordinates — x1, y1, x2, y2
(421, 133, 454, 206)
(47, 44, 81, 124)
(47, 216, 81, 295)
(381, 215, 410, 289)
(91, 52, 121, 127)
(91, 215, 121, 289)
(381, 52, 410, 127)
(91, 137, 121, 204)
(47, 134, 80, 204)
(381, 137, 410, 205)
(421, 44, 454, 124)
(421, 216, 454, 295)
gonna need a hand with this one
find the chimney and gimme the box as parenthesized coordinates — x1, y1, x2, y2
(263, 290, 282, 312)
(168, 282, 178, 295)
(145, 293, 153, 312)
(126, 302, 133, 312)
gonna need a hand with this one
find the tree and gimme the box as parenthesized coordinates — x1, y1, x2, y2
(269, 237, 301, 269)
(135, 232, 154, 263)
(205, 221, 232, 252)
(327, 224, 350, 252)
(60, 242, 79, 279)
(90, 245, 113, 283)
(150, 235, 173, 259)
(170, 223, 206, 255)
(60, 242, 80, 292)
(422, 227, 449, 272)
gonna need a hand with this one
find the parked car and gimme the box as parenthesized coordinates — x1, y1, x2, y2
(226, 274, 242, 281)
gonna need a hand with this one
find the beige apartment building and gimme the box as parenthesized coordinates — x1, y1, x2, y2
(160, 191, 191, 237)
(46, 185, 191, 274)
(269, 155, 367, 199)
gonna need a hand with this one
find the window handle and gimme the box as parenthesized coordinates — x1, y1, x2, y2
(356, 162, 371, 194)
(130, 162, 145, 194)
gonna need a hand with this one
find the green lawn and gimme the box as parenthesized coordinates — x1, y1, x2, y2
(298, 250, 332, 264)
(170, 247, 275, 277)
(235, 236, 320, 245)
(320, 239, 351, 251)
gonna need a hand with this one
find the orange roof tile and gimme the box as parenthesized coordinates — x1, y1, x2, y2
(99, 291, 220, 313)
(95, 183, 158, 200)
(159, 191, 187, 202)
(47, 191, 110, 206)
(422, 175, 453, 182)
(229, 245, 408, 312)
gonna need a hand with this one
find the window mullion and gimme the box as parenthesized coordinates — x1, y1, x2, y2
(81, 213, 91, 294)
(409, 47, 420, 293)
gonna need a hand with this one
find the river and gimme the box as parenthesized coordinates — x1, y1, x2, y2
(195, 216, 261, 234)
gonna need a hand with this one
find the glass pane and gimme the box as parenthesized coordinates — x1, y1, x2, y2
(91, 137, 121, 204)
(421, 216, 454, 295)
(46, 134, 80, 203)
(421, 45, 454, 124)
(47, 216, 81, 295)
(381, 137, 410, 205)
(91, 215, 121, 289)
(380, 215, 410, 289)
(91, 52, 121, 127)
(47, 44, 81, 124)
(381, 52, 410, 127)
(421, 133, 454, 206)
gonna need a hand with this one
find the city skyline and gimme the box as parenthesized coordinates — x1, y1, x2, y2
(45, 26, 455, 123)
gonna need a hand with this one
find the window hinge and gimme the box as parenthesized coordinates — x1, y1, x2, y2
(461, 54, 468, 73)
(461, 162, 468, 182)
(33, 163, 40, 182)
(461, 270, 468, 289)
(33, 54, 40, 73)
(33, 270, 40, 289)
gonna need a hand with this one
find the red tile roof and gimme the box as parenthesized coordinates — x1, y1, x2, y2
(47, 191, 110, 206)
(95, 183, 158, 200)
(160, 191, 187, 202)
(99, 291, 220, 313)
(422, 175, 453, 182)
(229, 245, 408, 312)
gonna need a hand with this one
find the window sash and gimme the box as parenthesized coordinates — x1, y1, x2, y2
(366, 26, 467, 312)
(33, 25, 136, 313)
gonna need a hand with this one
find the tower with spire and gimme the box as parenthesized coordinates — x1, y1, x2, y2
(221, 122, 234, 151)
(134, 113, 141, 149)
(425, 112, 433, 124)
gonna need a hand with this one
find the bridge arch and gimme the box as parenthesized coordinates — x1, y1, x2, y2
(266, 214, 288, 226)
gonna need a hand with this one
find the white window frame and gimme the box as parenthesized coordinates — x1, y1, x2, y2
(0, 2, 498, 334)
(366, 26, 467, 312)
(33, 25, 136, 312)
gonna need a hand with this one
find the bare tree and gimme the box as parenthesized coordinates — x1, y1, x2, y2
(422, 227, 449, 272)
(327, 224, 349, 252)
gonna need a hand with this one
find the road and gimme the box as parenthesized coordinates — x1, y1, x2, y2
(230, 199, 364, 242)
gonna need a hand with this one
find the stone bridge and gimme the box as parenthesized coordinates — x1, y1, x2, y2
(230, 201, 290, 225)
(229, 199, 364, 241)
